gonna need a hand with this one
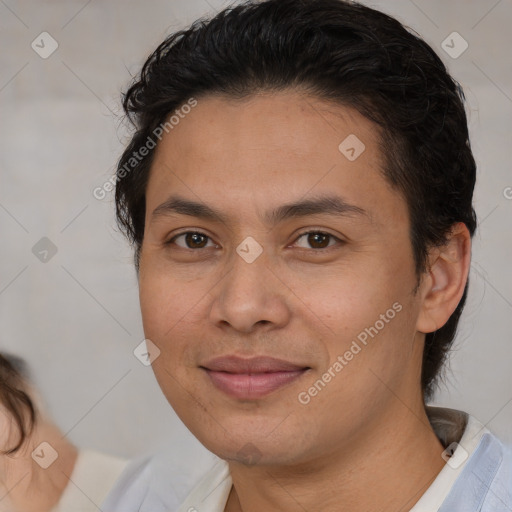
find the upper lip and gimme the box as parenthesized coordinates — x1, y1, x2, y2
(200, 355, 309, 374)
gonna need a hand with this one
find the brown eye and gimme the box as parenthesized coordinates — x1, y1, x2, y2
(168, 231, 214, 249)
(294, 231, 340, 250)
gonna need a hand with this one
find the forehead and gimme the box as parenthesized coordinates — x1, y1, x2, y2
(145, 91, 406, 228)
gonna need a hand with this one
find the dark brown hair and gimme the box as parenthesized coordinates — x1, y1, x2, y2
(0, 353, 36, 454)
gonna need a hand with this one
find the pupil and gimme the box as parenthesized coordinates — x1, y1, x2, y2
(187, 232, 207, 248)
(309, 233, 328, 248)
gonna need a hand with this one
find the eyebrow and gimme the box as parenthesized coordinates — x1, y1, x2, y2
(151, 194, 371, 227)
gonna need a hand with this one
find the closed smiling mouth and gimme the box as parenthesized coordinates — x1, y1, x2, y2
(199, 355, 311, 399)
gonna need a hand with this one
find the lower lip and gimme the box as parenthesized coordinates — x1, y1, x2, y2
(203, 368, 308, 399)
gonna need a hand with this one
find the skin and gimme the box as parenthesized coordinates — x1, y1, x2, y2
(138, 90, 471, 512)
(0, 385, 78, 512)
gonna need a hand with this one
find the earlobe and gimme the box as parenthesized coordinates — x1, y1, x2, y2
(416, 223, 472, 334)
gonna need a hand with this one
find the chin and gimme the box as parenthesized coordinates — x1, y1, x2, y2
(191, 420, 310, 467)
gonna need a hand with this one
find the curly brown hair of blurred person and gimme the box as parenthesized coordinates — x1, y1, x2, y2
(0, 353, 36, 455)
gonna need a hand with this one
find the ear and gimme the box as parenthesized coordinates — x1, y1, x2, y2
(416, 222, 472, 334)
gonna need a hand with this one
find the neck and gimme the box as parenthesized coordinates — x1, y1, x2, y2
(225, 396, 446, 512)
(3, 417, 78, 512)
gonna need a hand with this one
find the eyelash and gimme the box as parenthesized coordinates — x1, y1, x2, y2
(165, 229, 344, 252)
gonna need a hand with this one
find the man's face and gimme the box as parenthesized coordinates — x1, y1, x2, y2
(138, 91, 426, 465)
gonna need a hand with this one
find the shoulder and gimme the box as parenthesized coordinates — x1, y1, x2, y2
(100, 452, 154, 511)
(487, 434, 512, 502)
(101, 439, 221, 512)
(440, 430, 512, 511)
(55, 449, 130, 512)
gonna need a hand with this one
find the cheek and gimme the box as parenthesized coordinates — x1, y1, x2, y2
(293, 260, 417, 384)
(139, 271, 202, 410)
(139, 263, 198, 335)
(139, 271, 183, 375)
(138, 265, 212, 374)
(293, 262, 401, 335)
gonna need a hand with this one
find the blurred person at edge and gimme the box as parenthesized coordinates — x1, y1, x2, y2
(0, 353, 128, 511)
(102, 0, 512, 511)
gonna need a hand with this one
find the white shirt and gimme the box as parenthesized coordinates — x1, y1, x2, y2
(410, 406, 490, 512)
(52, 449, 128, 512)
(102, 406, 512, 512)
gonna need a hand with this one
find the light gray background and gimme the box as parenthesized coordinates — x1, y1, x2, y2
(0, 0, 511, 460)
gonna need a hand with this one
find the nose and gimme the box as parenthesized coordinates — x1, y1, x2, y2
(208, 245, 291, 334)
